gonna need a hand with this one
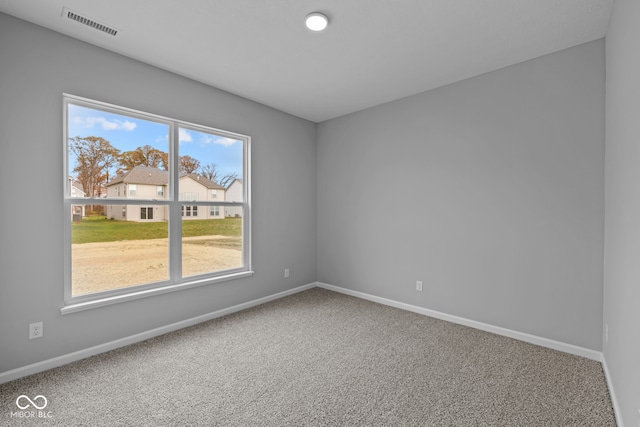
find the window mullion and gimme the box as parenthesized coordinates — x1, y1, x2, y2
(169, 123, 182, 281)
(63, 198, 73, 302)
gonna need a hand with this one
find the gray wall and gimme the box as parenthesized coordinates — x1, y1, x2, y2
(318, 40, 605, 351)
(0, 9, 612, 387)
(0, 13, 317, 373)
(604, 0, 640, 425)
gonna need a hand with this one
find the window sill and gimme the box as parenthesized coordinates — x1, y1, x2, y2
(60, 270, 255, 315)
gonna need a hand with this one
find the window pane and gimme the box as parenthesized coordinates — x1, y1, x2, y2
(71, 206, 168, 296)
(178, 127, 243, 196)
(182, 213, 243, 278)
(67, 103, 169, 201)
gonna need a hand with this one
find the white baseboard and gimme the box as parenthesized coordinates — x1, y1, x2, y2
(0, 281, 607, 386)
(316, 282, 603, 362)
(0, 282, 316, 385)
(601, 354, 624, 427)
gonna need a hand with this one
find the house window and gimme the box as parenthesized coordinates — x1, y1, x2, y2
(179, 192, 199, 201)
(181, 206, 198, 217)
(140, 207, 154, 220)
(211, 189, 217, 199)
(63, 94, 251, 312)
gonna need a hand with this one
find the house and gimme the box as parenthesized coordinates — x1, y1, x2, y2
(179, 173, 226, 220)
(106, 166, 168, 221)
(69, 177, 86, 220)
(105, 165, 226, 221)
(1, 1, 639, 425)
(224, 178, 243, 218)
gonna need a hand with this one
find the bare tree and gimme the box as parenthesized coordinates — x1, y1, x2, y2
(200, 162, 238, 188)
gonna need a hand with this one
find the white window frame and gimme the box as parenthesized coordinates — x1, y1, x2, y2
(62, 94, 252, 314)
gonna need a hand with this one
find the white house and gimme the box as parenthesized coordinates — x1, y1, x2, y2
(225, 178, 243, 218)
(105, 165, 226, 221)
(69, 177, 86, 220)
(180, 173, 226, 220)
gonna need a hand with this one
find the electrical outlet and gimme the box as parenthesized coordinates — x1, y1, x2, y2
(29, 322, 43, 340)
(416, 280, 423, 292)
(284, 268, 290, 278)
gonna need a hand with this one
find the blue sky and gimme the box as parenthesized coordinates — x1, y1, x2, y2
(67, 103, 243, 179)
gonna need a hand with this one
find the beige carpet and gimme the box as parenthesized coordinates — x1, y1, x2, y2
(0, 288, 616, 426)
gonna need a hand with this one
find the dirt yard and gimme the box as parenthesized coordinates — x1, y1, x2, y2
(72, 236, 242, 296)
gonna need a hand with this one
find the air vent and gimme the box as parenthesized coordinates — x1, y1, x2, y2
(62, 7, 119, 36)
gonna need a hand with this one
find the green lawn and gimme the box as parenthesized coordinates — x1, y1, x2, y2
(72, 217, 242, 244)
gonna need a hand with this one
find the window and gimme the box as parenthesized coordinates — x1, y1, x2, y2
(181, 206, 198, 217)
(179, 192, 199, 201)
(63, 94, 251, 312)
(140, 207, 154, 220)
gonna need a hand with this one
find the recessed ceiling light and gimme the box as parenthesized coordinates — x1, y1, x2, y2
(305, 13, 328, 32)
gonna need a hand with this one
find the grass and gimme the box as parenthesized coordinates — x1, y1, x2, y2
(72, 216, 242, 244)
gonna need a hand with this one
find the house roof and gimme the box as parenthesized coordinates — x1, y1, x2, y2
(69, 180, 85, 197)
(184, 174, 225, 190)
(227, 178, 243, 189)
(107, 165, 168, 186)
(107, 166, 225, 190)
(69, 177, 84, 192)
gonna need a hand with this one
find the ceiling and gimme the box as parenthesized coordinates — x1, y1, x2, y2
(0, 0, 614, 123)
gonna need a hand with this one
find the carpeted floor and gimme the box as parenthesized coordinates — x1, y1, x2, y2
(0, 288, 616, 426)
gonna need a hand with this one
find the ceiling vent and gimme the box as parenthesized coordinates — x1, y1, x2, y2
(62, 7, 119, 36)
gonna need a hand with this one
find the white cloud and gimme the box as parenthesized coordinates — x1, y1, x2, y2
(201, 135, 214, 144)
(179, 128, 193, 143)
(74, 116, 137, 131)
(215, 137, 239, 147)
(120, 121, 137, 131)
(201, 135, 239, 147)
